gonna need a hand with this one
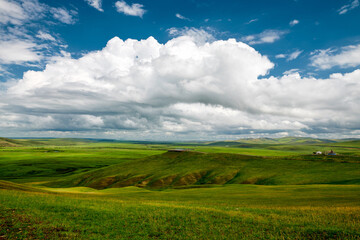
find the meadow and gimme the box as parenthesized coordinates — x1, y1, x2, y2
(0, 137, 359, 239)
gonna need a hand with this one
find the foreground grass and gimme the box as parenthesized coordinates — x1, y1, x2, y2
(1, 138, 360, 239)
(1, 184, 360, 239)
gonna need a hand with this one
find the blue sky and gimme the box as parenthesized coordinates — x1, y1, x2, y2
(2, 0, 360, 79)
(0, 0, 360, 140)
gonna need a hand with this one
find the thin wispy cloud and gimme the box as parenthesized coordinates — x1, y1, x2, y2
(36, 31, 56, 41)
(287, 50, 303, 61)
(0, 0, 76, 25)
(289, 19, 299, 26)
(275, 54, 286, 59)
(115, 0, 146, 17)
(0, 0, 46, 25)
(175, 13, 191, 21)
(276, 50, 303, 61)
(0, 0, 69, 69)
(338, 0, 359, 14)
(311, 44, 360, 69)
(167, 27, 215, 43)
(283, 69, 300, 75)
(242, 30, 288, 45)
(0, 65, 9, 77)
(0, 0, 26, 25)
(85, 0, 103, 12)
(50, 7, 77, 24)
(246, 18, 258, 24)
(0, 39, 42, 64)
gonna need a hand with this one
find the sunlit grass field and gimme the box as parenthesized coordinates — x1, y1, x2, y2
(0, 137, 359, 239)
(1, 184, 359, 239)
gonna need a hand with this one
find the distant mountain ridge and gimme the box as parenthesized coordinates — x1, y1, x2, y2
(1, 136, 358, 147)
(206, 137, 341, 146)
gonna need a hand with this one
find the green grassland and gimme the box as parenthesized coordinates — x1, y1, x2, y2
(0, 137, 360, 239)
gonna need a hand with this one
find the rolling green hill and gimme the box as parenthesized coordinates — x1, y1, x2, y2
(48, 151, 360, 189)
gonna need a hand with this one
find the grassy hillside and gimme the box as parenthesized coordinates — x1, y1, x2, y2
(48, 151, 360, 189)
(0, 144, 165, 183)
(1, 137, 360, 188)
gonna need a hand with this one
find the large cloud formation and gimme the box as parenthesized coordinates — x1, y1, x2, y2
(1, 35, 360, 139)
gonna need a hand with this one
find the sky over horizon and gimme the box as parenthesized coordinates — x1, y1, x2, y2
(0, 0, 360, 140)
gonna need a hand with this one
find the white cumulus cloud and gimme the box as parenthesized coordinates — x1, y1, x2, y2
(115, 0, 145, 17)
(1, 34, 360, 139)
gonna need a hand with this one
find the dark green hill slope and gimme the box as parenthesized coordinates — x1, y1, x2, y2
(0, 180, 49, 192)
(48, 151, 360, 189)
(0, 137, 63, 147)
(0, 138, 22, 147)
